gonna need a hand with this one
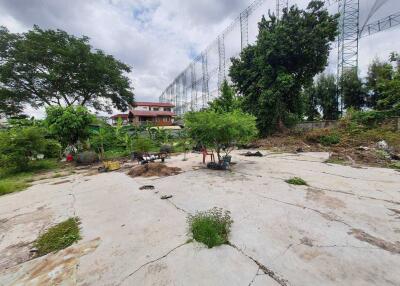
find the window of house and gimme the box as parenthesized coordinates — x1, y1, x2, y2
(164, 108, 171, 112)
(153, 108, 159, 111)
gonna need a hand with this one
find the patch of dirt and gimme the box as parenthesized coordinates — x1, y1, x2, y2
(306, 188, 346, 209)
(0, 241, 34, 271)
(0, 238, 100, 284)
(349, 229, 400, 254)
(128, 163, 182, 178)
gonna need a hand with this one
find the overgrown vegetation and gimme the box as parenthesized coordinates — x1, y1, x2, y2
(0, 160, 61, 196)
(187, 208, 233, 248)
(285, 177, 308, 186)
(34, 217, 81, 257)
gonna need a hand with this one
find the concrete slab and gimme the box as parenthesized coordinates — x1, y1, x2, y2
(0, 151, 399, 285)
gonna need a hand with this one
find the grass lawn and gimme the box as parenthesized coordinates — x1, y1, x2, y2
(0, 159, 61, 196)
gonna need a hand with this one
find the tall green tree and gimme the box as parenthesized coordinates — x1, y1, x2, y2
(376, 63, 400, 113)
(45, 106, 94, 147)
(341, 70, 366, 110)
(229, 1, 338, 135)
(208, 80, 240, 113)
(0, 25, 134, 114)
(366, 58, 393, 108)
(302, 84, 320, 121)
(315, 74, 339, 120)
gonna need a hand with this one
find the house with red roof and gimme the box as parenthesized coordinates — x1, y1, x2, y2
(110, 102, 176, 126)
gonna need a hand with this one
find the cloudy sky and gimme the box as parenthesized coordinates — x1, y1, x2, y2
(0, 0, 399, 116)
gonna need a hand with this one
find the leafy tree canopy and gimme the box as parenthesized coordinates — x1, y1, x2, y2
(229, 0, 338, 135)
(0, 25, 134, 114)
(376, 61, 400, 113)
(305, 73, 339, 120)
(185, 110, 257, 161)
(366, 58, 393, 108)
(341, 69, 366, 111)
(45, 106, 94, 147)
(208, 80, 240, 113)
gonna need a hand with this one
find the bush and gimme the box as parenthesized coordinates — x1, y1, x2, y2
(346, 109, 390, 127)
(305, 129, 340, 146)
(34, 217, 81, 257)
(286, 177, 308, 186)
(45, 106, 94, 147)
(0, 127, 49, 171)
(76, 151, 98, 165)
(133, 136, 155, 153)
(43, 139, 62, 159)
(187, 207, 233, 248)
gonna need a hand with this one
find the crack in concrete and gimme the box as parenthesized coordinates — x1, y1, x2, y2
(119, 242, 188, 285)
(320, 171, 397, 183)
(310, 187, 400, 206)
(165, 199, 189, 214)
(248, 267, 260, 286)
(254, 193, 352, 228)
(228, 242, 290, 286)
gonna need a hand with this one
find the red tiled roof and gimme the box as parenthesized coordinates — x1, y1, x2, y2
(130, 110, 175, 117)
(133, 102, 175, 107)
(110, 114, 129, 119)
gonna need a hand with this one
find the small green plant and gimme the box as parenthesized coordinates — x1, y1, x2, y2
(187, 207, 233, 248)
(305, 128, 340, 146)
(389, 162, 400, 170)
(286, 177, 308, 186)
(34, 217, 81, 256)
(319, 133, 341, 146)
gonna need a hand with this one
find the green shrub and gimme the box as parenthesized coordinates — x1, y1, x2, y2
(43, 139, 62, 159)
(390, 162, 400, 170)
(286, 177, 308, 186)
(34, 217, 81, 257)
(319, 133, 341, 146)
(133, 136, 155, 153)
(0, 127, 49, 171)
(188, 207, 233, 248)
(305, 129, 340, 146)
(45, 106, 94, 147)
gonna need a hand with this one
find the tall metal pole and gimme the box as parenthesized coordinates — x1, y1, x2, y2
(337, 0, 360, 114)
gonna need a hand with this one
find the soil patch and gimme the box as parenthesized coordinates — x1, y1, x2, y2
(128, 163, 182, 178)
(349, 229, 400, 254)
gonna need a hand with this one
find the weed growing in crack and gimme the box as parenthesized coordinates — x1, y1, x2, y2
(34, 217, 81, 256)
(187, 207, 233, 248)
(285, 177, 308, 186)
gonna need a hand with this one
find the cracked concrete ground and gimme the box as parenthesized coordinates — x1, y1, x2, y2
(0, 151, 400, 285)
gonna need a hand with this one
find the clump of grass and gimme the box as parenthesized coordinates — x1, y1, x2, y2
(187, 208, 233, 248)
(389, 162, 400, 170)
(34, 217, 81, 257)
(286, 177, 308, 186)
(0, 179, 30, 196)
